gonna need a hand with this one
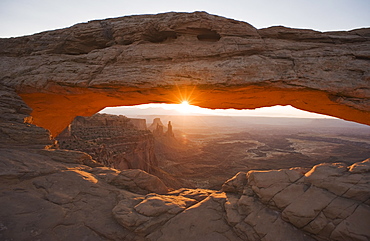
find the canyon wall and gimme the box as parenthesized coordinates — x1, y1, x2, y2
(0, 84, 54, 149)
(57, 113, 157, 173)
(57, 114, 184, 189)
(1, 86, 369, 240)
(0, 12, 369, 136)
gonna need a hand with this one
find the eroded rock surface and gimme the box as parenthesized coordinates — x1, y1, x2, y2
(0, 12, 370, 241)
(0, 84, 53, 148)
(108, 159, 370, 241)
(0, 12, 369, 135)
(56, 113, 185, 189)
(0, 84, 369, 240)
(57, 113, 157, 173)
(3, 143, 369, 240)
(221, 159, 370, 240)
(0, 148, 145, 241)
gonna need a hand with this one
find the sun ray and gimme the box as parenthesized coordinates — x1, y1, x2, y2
(173, 85, 200, 106)
(176, 100, 195, 114)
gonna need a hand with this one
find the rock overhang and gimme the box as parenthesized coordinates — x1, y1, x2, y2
(0, 11, 369, 136)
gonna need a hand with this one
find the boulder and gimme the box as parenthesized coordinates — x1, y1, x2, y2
(113, 193, 198, 235)
(91, 167, 169, 194)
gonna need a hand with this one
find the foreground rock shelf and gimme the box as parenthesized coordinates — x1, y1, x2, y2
(1, 147, 369, 240)
(0, 84, 369, 240)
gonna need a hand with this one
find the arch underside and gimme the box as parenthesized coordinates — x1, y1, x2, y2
(20, 84, 370, 137)
(0, 12, 368, 135)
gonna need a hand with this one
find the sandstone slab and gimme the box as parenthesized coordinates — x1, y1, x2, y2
(1, 120, 368, 241)
(91, 167, 169, 194)
(0, 12, 368, 136)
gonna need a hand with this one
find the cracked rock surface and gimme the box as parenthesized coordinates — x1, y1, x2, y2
(0, 62, 369, 240)
(111, 159, 369, 240)
(221, 159, 370, 240)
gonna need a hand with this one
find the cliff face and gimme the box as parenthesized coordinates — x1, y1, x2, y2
(0, 82, 369, 240)
(0, 12, 368, 136)
(57, 113, 157, 173)
(0, 84, 54, 148)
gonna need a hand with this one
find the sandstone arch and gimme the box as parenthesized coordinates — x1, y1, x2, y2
(0, 12, 369, 136)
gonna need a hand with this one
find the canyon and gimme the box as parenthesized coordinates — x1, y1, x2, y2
(0, 11, 369, 241)
(57, 114, 155, 173)
(56, 112, 370, 191)
(56, 114, 183, 188)
(147, 115, 370, 190)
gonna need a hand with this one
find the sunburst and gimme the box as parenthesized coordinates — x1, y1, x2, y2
(176, 100, 193, 113)
(171, 85, 200, 106)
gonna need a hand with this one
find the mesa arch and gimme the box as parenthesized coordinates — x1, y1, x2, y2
(0, 12, 369, 137)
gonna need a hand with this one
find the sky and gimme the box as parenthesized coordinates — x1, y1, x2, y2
(1, 0, 369, 118)
(1, 0, 369, 38)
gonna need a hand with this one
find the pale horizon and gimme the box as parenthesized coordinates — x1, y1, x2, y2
(100, 103, 338, 119)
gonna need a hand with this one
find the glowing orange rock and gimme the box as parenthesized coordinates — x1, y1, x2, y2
(0, 12, 368, 136)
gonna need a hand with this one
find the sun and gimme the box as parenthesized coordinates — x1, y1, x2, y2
(177, 100, 193, 114)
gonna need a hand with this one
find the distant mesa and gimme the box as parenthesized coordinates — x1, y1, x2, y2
(76, 113, 147, 130)
(149, 118, 175, 138)
(149, 117, 165, 132)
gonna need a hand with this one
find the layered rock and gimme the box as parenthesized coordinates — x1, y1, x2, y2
(66, 113, 147, 130)
(0, 84, 54, 148)
(56, 114, 185, 189)
(0, 12, 368, 136)
(107, 159, 370, 241)
(221, 160, 370, 240)
(3, 145, 369, 240)
(0, 82, 369, 240)
(0, 86, 168, 240)
(0, 147, 172, 240)
(57, 113, 157, 173)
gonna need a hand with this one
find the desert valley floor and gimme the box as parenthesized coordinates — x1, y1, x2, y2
(139, 115, 370, 189)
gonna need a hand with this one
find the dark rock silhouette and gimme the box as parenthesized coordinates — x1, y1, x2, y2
(149, 118, 175, 138)
(166, 121, 174, 138)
